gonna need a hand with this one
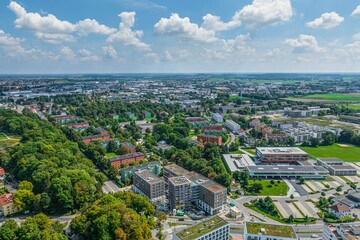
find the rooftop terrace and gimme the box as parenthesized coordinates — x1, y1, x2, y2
(246, 222, 297, 239)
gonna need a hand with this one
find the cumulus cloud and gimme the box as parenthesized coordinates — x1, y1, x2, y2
(285, 34, 324, 53)
(0, 30, 23, 46)
(352, 5, 360, 17)
(201, 14, 240, 31)
(233, 0, 293, 29)
(102, 45, 118, 59)
(107, 12, 151, 51)
(154, 13, 217, 43)
(78, 49, 100, 61)
(306, 12, 344, 29)
(8, 1, 116, 43)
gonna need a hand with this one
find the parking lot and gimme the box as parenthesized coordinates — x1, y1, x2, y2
(274, 199, 318, 218)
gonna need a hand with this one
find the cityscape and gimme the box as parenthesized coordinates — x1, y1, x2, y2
(1, 0, 360, 240)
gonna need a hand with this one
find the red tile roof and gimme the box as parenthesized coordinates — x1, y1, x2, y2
(329, 203, 350, 213)
(0, 166, 5, 176)
(0, 194, 13, 206)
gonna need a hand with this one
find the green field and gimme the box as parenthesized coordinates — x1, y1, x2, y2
(0, 133, 7, 140)
(229, 150, 245, 154)
(0, 133, 20, 149)
(286, 93, 360, 103)
(340, 104, 360, 110)
(247, 180, 289, 196)
(301, 144, 360, 162)
(105, 152, 118, 158)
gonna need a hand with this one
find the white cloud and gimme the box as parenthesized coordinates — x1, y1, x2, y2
(8, 1, 115, 43)
(154, 13, 217, 43)
(353, 33, 360, 41)
(0, 30, 23, 46)
(285, 34, 324, 53)
(78, 49, 100, 61)
(306, 12, 344, 29)
(233, 0, 293, 29)
(264, 48, 281, 57)
(351, 5, 360, 17)
(162, 50, 173, 61)
(201, 14, 240, 31)
(59, 47, 75, 60)
(107, 12, 151, 51)
(102, 45, 118, 59)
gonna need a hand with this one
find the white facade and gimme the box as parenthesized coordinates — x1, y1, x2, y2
(212, 113, 223, 123)
(225, 120, 240, 132)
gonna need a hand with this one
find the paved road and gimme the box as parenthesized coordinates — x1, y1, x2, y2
(227, 132, 236, 146)
(102, 180, 121, 193)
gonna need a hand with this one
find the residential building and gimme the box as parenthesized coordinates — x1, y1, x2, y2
(249, 119, 261, 127)
(120, 142, 136, 154)
(120, 161, 162, 183)
(244, 222, 298, 240)
(108, 152, 145, 170)
(246, 165, 329, 179)
(173, 216, 230, 240)
(225, 120, 240, 133)
(168, 176, 192, 211)
(67, 122, 89, 131)
(197, 134, 222, 145)
(317, 158, 357, 176)
(142, 111, 151, 119)
(256, 147, 308, 163)
(0, 194, 19, 216)
(82, 134, 111, 144)
(324, 223, 360, 240)
(185, 117, 209, 127)
(0, 166, 5, 180)
(163, 164, 190, 181)
(132, 170, 165, 204)
(202, 125, 224, 134)
(212, 113, 223, 123)
(54, 115, 80, 124)
(198, 180, 227, 215)
(328, 203, 350, 219)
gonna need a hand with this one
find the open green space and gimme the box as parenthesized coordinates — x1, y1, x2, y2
(285, 93, 360, 103)
(105, 152, 118, 158)
(0, 133, 7, 140)
(242, 148, 256, 155)
(229, 150, 245, 154)
(247, 180, 288, 196)
(0, 134, 20, 149)
(301, 144, 360, 162)
(339, 104, 360, 110)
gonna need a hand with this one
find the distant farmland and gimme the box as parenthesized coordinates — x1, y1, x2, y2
(285, 93, 360, 103)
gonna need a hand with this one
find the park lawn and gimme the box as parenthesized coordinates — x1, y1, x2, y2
(243, 148, 256, 155)
(105, 152, 118, 158)
(301, 144, 360, 162)
(247, 180, 289, 196)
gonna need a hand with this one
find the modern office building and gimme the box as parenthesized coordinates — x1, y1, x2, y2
(244, 222, 298, 240)
(246, 165, 328, 179)
(225, 120, 240, 133)
(120, 161, 162, 183)
(256, 147, 308, 163)
(223, 154, 255, 172)
(212, 113, 223, 123)
(132, 170, 165, 204)
(317, 158, 357, 176)
(173, 216, 230, 240)
(168, 176, 192, 211)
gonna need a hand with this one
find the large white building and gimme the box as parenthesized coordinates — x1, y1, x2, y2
(173, 216, 230, 240)
(212, 113, 223, 123)
(244, 222, 298, 240)
(324, 223, 360, 240)
(225, 119, 240, 132)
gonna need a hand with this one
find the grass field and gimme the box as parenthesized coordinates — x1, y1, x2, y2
(340, 104, 360, 110)
(105, 152, 118, 158)
(286, 93, 360, 103)
(247, 180, 289, 196)
(301, 144, 360, 162)
(229, 150, 245, 154)
(0, 133, 8, 140)
(0, 134, 20, 149)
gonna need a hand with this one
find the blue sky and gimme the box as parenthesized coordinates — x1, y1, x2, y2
(0, 0, 360, 73)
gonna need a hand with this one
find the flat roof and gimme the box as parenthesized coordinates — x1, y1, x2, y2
(318, 158, 344, 163)
(108, 152, 144, 162)
(169, 176, 191, 186)
(163, 164, 189, 176)
(175, 216, 228, 240)
(200, 180, 226, 193)
(328, 165, 357, 171)
(134, 170, 164, 185)
(247, 165, 328, 173)
(256, 147, 307, 155)
(245, 222, 297, 239)
(223, 154, 255, 172)
(120, 161, 160, 173)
